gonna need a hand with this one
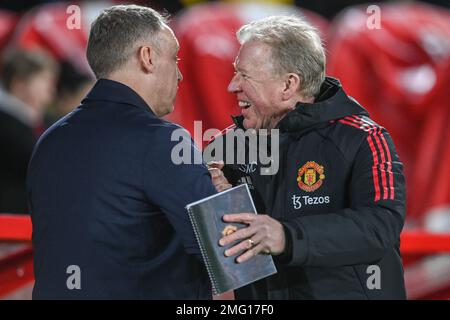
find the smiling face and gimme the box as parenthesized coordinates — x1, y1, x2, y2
(228, 40, 293, 130)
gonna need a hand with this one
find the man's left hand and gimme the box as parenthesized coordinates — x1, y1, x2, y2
(218, 213, 286, 263)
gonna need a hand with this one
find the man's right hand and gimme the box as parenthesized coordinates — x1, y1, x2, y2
(207, 161, 232, 192)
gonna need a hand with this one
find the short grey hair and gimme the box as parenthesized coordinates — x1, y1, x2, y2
(87, 5, 167, 79)
(237, 15, 325, 98)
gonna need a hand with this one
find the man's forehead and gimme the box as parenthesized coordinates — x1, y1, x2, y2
(234, 42, 269, 67)
(159, 26, 179, 51)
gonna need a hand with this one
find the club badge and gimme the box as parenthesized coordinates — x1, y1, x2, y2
(297, 161, 325, 192)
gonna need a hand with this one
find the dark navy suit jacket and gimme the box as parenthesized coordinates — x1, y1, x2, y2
(27, 79, 217, 299)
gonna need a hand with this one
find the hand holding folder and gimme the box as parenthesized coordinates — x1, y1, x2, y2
(186, 184, 277, 295)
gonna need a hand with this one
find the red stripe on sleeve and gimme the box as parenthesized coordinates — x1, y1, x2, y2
(367, 135, 381, 201)
(338, 119, 363, 130)
(378, 129, 395, 200)
(339, 116, 392, 202)
(372, 133, 389, 199)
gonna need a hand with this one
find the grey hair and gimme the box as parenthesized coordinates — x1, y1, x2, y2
(87, 5, 168, 79)
(237, 15, 325, 98)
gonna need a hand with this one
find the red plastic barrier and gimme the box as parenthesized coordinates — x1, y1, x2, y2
(0, 215, 32, 241)
(0, 246, 33, 298)
(401, 231, 450, 254)
(0, 214, 33, 298)
(1, 214, 450, 299)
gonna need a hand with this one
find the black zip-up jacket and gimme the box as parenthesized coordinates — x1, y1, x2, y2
(205, 77, 406, 299)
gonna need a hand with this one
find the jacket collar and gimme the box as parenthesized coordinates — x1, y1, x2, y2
(82, 78, 155, 115)
(232, 77, 369, 133)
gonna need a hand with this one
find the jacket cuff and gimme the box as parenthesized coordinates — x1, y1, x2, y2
(274, 221, 308, 266)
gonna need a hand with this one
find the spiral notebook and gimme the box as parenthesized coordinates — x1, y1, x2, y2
(186, 184, 277, 295)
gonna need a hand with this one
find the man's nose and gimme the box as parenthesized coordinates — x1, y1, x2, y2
(177, 67, 183, 82)
(227, 74, 241, 93)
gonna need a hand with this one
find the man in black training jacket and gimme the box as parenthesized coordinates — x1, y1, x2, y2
(206, 15, 407, 300)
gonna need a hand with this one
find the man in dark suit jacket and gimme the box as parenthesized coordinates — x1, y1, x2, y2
(27, 5, 217, 299)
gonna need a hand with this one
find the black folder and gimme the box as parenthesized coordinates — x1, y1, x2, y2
(186, 184, 277, 295)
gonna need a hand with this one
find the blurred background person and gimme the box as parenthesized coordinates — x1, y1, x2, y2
(0, 48, 58, 214)
(44, 60, 94, 126)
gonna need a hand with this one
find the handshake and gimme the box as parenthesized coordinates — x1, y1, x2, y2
(205, 160, 286, 261)
(207, 160, 232, 192)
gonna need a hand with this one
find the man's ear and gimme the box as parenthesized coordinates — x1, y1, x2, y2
(282, 73, 301, 100)
(138, 46, 155, 73)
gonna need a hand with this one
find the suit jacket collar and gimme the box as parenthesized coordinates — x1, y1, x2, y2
(82, 78, 155, 115)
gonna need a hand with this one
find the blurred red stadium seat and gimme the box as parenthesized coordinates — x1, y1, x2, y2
(0, 10, 19, 54)
(8, 2, 111, 75)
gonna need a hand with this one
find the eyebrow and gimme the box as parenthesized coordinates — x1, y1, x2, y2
(233, 62, 248, 74)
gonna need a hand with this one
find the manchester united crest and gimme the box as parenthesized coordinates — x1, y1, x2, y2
(297, 161, 325, 192)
